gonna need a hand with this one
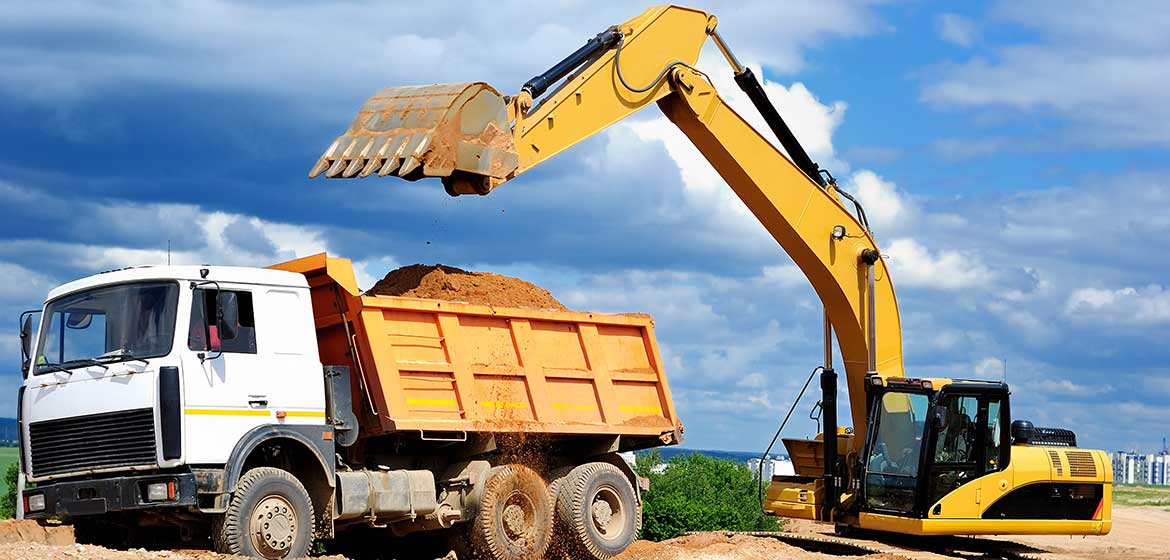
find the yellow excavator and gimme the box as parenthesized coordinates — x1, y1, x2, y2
(310, 4, 1111, 538)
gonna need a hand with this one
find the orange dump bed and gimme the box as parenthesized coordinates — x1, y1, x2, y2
(272, 254, 682, 445)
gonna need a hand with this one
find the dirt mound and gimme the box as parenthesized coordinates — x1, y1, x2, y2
(366, 264, 567, 310)
(0, 520, 73, 546)
(614, 533, 889, 560)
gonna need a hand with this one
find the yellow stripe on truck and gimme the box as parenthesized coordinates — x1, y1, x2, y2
(184, 408, 271, 417)
(282, 411, 327, 418)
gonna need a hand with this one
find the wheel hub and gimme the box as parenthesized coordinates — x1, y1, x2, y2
(501, 492, 535, 542)
(251, 495, 297, 558)
(591, 486, 624, 538)
(592, 499, 614, 528)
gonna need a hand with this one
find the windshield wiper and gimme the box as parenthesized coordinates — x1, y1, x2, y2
(36, 362, 74, 375)
(97, 348, 149, 366)
(59, 358, 109, 371)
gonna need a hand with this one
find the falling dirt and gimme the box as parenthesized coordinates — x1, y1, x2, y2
(366, 264, 567, 311)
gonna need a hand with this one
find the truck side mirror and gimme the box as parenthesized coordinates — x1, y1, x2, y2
(216, 292, 240, 341)
(20, 313, 35, 376)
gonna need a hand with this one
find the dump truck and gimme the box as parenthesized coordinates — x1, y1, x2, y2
(17, 253, 681, 559)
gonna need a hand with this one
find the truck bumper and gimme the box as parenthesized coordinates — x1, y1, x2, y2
(24, 472, 198, 518)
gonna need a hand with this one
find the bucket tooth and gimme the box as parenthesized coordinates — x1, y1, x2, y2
(308, 138, 342, 178)
(397, 134, 431, 177)
(378, 157, 401, 177)
(359, 157, 383, 178)
(325, 158, 349, 178)
(378, 136, 410, 177)
(360, 136, 396, 177)
(309, 157, 330, 179)
(325, 138, 361, 178)
(342, 158, 366, 178)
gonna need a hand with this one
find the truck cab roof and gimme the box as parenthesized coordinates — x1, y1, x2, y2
(46, 264, 309, 303)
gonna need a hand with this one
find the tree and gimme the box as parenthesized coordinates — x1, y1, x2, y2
(636, 452, 779, 541)
(1, 463, 18, 519)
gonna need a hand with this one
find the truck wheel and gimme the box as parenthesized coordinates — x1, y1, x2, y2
(460, 464, 552, 560)
(213, 467, 314, 559)
(555, 462, 638, 560)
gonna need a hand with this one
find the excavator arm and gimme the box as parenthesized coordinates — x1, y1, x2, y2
(309, 5, 905, 447)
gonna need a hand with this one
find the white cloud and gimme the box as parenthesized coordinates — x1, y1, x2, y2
(614, 52, 850, 252)
(0, 262, 57, 304)
(353, 256, 403, 292)
(843, 170, 913, 234)
(938, 13, 978, 48)
(1065, 284, 1170, 326)
(0, 0, 880, 123)
(884, 238, 995, 290)
(0, 184, 331, 276)
(923, 1, 1170, 147)
(929, 137, 1009, 160)
(973, 357, 1005, 380)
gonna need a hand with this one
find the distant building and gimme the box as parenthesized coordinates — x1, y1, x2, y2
(1111, 451, 1170, 485)
(748, 456, 795, 481)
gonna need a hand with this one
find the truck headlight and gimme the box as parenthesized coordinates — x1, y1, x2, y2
(26, 493, 45, 512)
(143, 480, 177, 502)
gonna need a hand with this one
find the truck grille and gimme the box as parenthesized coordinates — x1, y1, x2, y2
(29, 408, 157, 477)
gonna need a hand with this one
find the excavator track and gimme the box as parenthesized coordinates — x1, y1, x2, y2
(690, 531, 1048, 560)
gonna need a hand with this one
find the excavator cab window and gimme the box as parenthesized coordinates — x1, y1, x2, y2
(925, 391, 1009, 507)
(864, 391, 930, 514)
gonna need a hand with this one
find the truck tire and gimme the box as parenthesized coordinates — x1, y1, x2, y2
(457, 464, 552, 560)
(554, 462, 638, 560)
(213, 467, 314, 560)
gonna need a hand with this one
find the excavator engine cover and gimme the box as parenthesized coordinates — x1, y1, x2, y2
(309, 82, 518, 195)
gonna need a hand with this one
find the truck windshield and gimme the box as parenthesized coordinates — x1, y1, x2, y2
(35, 281, 179, 374)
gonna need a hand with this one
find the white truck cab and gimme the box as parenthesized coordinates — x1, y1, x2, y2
(18, 265, 331, 542)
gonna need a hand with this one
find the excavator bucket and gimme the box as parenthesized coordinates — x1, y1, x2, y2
(309, 82, 519, 195)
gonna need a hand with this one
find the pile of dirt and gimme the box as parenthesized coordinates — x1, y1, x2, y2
(613, 533, 887, 560)
(0, 520, 73, 547)
(366, 264, 567, 310)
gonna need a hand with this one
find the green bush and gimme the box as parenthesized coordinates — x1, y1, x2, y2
(1, 463, 18, 519)
(635, 451, 779, 541)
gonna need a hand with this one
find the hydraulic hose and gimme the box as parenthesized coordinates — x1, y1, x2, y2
(757, 366, 822, 512)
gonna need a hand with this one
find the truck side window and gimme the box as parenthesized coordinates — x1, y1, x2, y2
(188, 289, 257, 354)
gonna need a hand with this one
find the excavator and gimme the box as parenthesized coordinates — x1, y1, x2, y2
(309, 4, 1111, 540)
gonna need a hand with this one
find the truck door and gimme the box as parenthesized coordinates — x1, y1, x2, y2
(181, 286, 270, 464)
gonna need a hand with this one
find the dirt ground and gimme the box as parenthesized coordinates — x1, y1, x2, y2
(988, 505, 1170, 560)
(0, 505, 1165, 559)
(613, 532, 897, 560)
(366, 264, 567, 310)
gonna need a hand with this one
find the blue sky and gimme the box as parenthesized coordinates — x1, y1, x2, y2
(3, 0, 1169, 453)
